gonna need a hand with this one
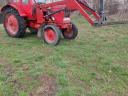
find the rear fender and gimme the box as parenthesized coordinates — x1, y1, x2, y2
(1, 4, 26, 17)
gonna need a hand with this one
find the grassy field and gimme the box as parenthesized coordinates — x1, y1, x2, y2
(0, 16, 128, 96)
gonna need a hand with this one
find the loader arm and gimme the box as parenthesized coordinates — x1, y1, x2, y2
(65, 0, 101, 25)
(43, 0, 105, 26)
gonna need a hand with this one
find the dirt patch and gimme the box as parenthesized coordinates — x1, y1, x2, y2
(0, 57, 8, 65)
(0, 58, 8, 64)
(30, 75, 57, 96)
(0, 57, 14, 77)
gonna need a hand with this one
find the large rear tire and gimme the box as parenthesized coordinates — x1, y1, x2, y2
(41, 24, 61, 46)
(3, 9, 26, 38)
(62, 23, 78, 40)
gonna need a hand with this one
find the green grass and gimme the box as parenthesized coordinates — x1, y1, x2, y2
(0, 15, 128, 96)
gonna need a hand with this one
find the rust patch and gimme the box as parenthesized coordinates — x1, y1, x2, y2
(30, 75, 57, 96)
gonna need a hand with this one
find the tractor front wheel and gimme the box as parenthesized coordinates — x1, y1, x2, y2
(4, 9, 26, 38)
(62, 23, 78, 40)
(41, 24, 61, 45)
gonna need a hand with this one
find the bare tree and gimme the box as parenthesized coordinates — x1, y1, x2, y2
(105, 0, 120, 15)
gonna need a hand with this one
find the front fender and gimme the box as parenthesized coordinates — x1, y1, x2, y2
(1, 4, 26, 17)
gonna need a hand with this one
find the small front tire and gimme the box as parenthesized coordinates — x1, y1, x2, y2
(41, 24, 61, 46)
(62, 23, 78, 40)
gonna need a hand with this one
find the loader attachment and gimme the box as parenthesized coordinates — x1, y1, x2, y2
(44, 0, 107, 26)
(65, 0, 107, 26)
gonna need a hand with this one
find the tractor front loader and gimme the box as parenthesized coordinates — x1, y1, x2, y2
(1, 0, 106, 45)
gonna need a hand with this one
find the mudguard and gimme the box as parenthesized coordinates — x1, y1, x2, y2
(1, 4, 27, 17)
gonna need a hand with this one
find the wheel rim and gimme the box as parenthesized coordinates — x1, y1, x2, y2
(63, 29, 73, 38)
(44, 28, 57, 43)
(4, 14, 19, 35)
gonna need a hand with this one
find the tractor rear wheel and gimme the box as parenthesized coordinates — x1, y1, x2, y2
(62, 23, 78, 40)
(41, 24, 61, 45)
(4, 9, 26, 38)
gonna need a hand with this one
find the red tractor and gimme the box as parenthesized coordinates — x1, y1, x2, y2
(1, 0, 106, 45)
